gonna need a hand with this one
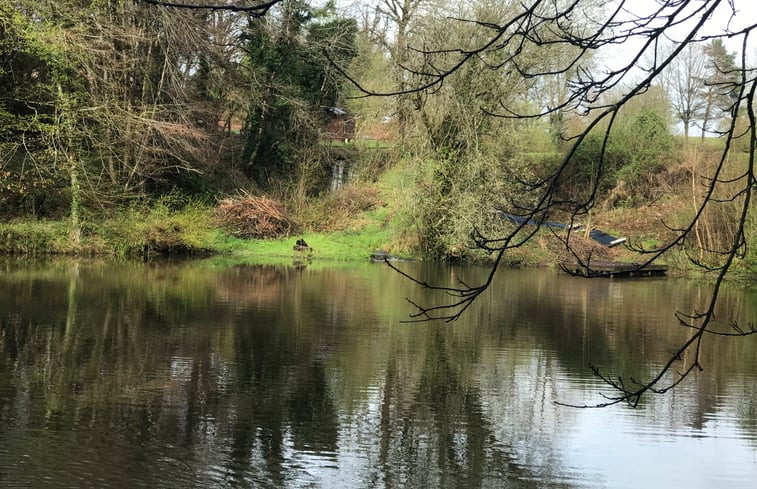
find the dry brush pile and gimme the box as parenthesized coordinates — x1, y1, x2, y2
(215, 195, 296, 239)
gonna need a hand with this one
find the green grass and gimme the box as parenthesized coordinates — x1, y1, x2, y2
(204, 185, 400, 263)
(215, 221, 393, 262)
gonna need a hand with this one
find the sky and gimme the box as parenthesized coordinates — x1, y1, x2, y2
(333, 0, 757, 63)
(606, 0, 757, 68)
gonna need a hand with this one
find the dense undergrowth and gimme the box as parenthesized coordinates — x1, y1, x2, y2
(1, 137, 755, 282)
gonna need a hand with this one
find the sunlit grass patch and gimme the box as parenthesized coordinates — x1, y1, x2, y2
(223, 224, 393, 262)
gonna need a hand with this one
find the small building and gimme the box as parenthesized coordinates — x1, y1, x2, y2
(325, 107, 356, 143)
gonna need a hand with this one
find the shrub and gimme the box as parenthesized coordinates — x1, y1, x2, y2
(561, 108, 675, 206)
(403, 152, 528, 262)
(613, 110, 675, 193)
(297, 184, 383, 232)
(101, 200, 215, 256)
(0, 220, 68, 254)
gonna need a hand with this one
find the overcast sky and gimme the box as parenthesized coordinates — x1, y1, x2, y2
(608, 0, 756, 63)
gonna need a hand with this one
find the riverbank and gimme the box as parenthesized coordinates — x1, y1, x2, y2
(0, 200, 398, 263)
(2, 212, 755, 285)
(0, 183, 754, 281)
(0, 198, 679, 269)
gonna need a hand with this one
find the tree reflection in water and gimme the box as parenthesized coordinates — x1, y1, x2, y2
(0, 259, 755, 487)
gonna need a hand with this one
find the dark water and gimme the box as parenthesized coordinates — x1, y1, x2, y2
(0, 259, 755, 488)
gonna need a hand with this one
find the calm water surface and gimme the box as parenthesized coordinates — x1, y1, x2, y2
(0, 259, 755, 488)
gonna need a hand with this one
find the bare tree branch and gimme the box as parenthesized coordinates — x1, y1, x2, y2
(139, 0, 283, 16)
(354, 0, 757, 407)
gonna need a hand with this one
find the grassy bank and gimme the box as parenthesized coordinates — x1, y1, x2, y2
(213, 222, 394, 262)
(0, 220, 73, 255)
(1, 202, 755, 282)
(0, 200, 671, 268)
(0, 194, 401, 263)
(1, 153, 754, 281)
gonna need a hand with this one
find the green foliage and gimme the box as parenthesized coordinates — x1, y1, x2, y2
(563, 107, 675, 206)
(614, 109, 675, 189)
(395, 152, 527, 262)
(408, 5, 531, 155)
(343, 31, 394, 117)
(100, 199, 216, 257)
(565, 133, 623, 191)
(241, 3, 358, 186)
(0, 220, 69, 254)
(703, 39, 739, 115)
(0, 3, 86, 227)
(0, 6, 56, 132)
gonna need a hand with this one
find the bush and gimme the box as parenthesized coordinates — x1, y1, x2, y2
(0, 220, 68, 254)
(102, 200, 215, 256)
(297, 184, 383, 232)
(613, 110, 675, 193)
(561, 108, 675, 206)
(402, 152, 528, 262)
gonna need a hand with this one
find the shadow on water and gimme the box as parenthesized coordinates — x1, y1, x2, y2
(0, 258, 755, 487)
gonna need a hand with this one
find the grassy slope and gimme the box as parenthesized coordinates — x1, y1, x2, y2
(0, 180, 690, 267)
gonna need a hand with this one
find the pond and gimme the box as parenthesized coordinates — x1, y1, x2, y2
(0, 259, 756, 488)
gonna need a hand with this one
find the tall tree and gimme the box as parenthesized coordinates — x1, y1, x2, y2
(1, 0, 252, 215)
(0, 1, 87, 240)
(361, 0, 427, 143)
(661, 43, 708, 140)
(241, 0, 357, 186)
(700, 39, 739, 139)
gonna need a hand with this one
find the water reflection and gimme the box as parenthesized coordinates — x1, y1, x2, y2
(0, 259, 755, 488)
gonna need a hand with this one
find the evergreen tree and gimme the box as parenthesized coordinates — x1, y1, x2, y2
(241, 1, 357, 186)
(700, 39, 739, 138)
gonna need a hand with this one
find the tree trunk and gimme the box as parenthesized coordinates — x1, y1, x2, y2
(57, 83, 81, 246)
(68, 153, 81, 246)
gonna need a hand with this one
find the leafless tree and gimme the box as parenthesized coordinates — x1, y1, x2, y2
(355, 0, 429, 141)
(341, 0, 757, 408)
(660, 43, 708, 140)
(140, 0, 283, 16)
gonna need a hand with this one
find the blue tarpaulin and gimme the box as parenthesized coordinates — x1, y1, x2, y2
(497, 211, 583, 231)
(497, 211, 625, 247)
(588, 229, 626, 247)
